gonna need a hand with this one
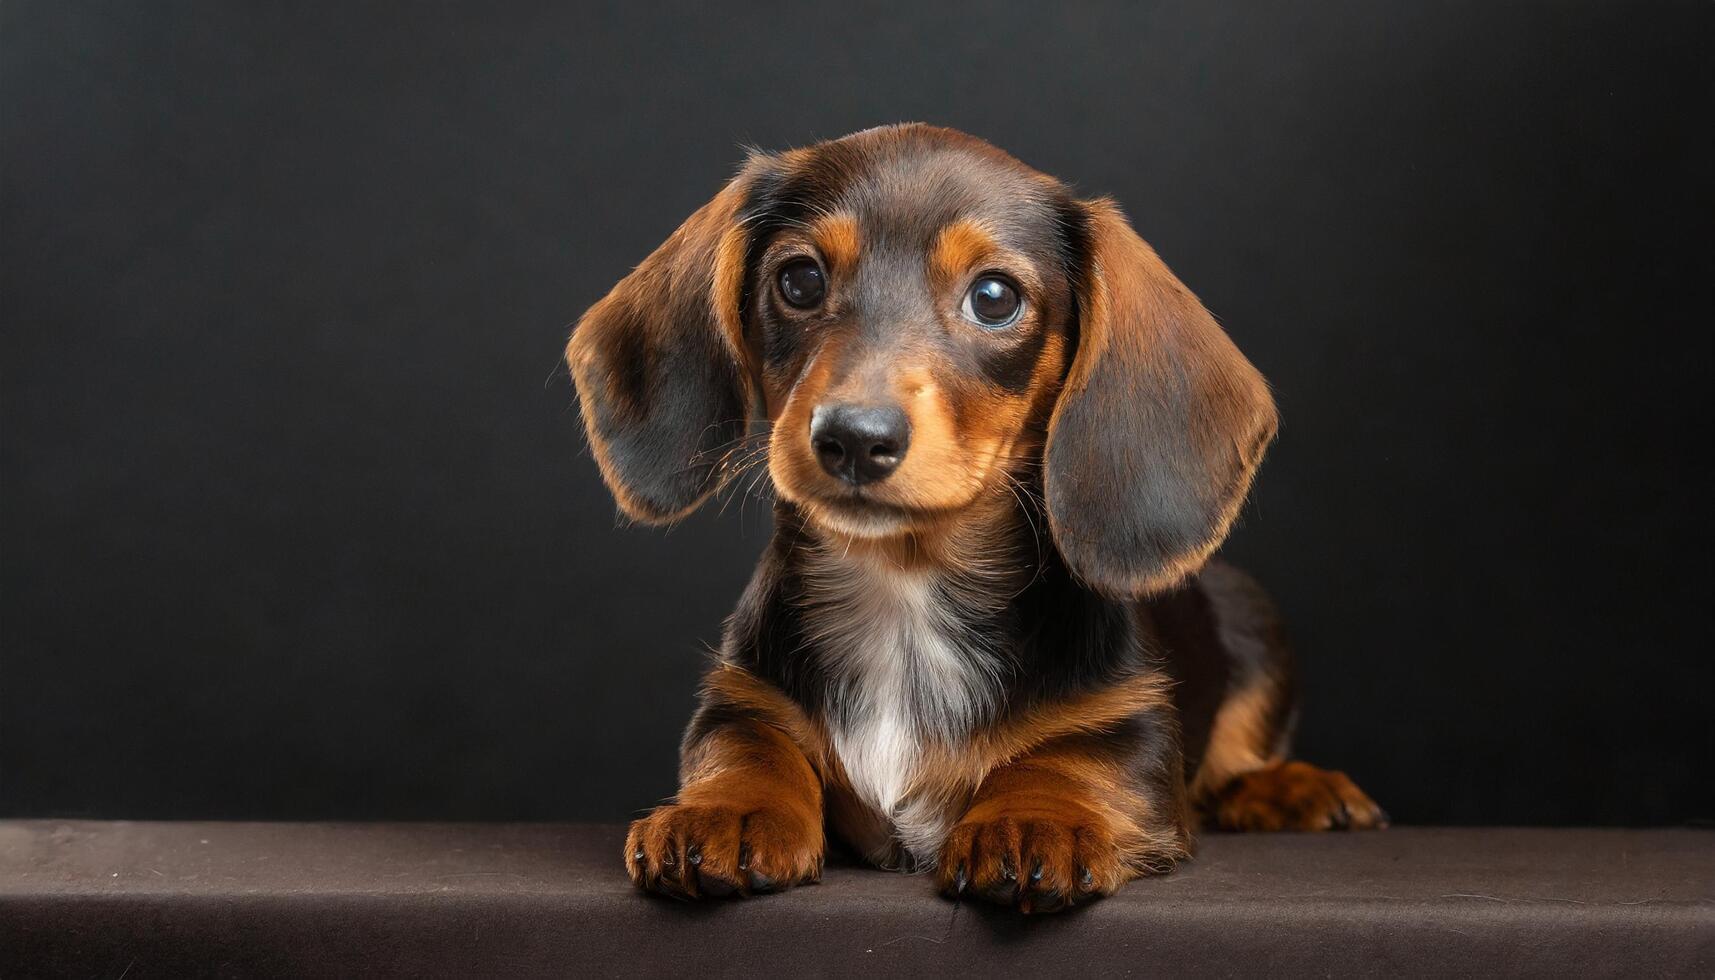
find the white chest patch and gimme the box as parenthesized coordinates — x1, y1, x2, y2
(801, 551, 1004, 867)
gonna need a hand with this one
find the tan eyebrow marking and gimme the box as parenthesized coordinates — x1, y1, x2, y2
(811, 213, 862, 276)
(929, 218, 999, 287)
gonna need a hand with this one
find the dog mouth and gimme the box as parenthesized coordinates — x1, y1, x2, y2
(799, 489, 918, 538)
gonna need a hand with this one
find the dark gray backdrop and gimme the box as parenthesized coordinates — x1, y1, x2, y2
(4, 2, 1711, 825)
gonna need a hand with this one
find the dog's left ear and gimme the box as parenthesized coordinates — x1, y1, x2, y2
(565, 157, 773, 523)
(1045, 198, 1278, 598)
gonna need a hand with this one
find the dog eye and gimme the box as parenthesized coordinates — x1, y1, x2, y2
(778, 259, 826, 309)
(963, 275, 1022, 328)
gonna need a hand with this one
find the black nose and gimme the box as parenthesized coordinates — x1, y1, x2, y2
(811, 404, 911, 486)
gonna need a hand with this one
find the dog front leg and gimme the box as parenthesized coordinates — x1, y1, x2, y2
(936, 731, 1191, 913)
(625, 686, 824, 899)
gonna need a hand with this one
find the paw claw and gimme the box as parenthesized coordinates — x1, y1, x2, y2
(624, 802, 821, 901)
(939, 812, 1136, 913)
(986, 881, 1019, 905)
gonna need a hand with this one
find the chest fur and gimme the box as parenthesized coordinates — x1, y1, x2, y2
(801, 557, 1004, 867)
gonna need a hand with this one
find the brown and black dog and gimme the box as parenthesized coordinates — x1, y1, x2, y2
(566, 124, 1383, 913)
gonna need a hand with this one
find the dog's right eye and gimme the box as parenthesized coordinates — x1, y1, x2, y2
(778, 260, 826, 309)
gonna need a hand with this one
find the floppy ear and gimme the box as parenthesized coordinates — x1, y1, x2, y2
(565, 159, 771, 523)
(1045, 198, 1278, 597)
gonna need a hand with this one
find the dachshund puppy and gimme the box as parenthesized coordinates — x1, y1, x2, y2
(567, 124, 1384, 913)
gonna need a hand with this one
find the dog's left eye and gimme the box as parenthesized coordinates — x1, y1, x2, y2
(778, 259, 826, 309)
(962, 275, 1023, 328)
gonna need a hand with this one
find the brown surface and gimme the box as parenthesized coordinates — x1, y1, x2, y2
(2, 821, 1711, 977)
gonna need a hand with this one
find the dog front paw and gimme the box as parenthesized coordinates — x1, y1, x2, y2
(1211, 760, 1388, 831)
(936, 812, 1131, 913)
(625, 801, 823, 900)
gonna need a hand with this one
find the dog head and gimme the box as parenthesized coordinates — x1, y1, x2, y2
(567, 124, 1275, 597)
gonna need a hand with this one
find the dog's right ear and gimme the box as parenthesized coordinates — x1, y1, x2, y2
(566, 156, 776, 523)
